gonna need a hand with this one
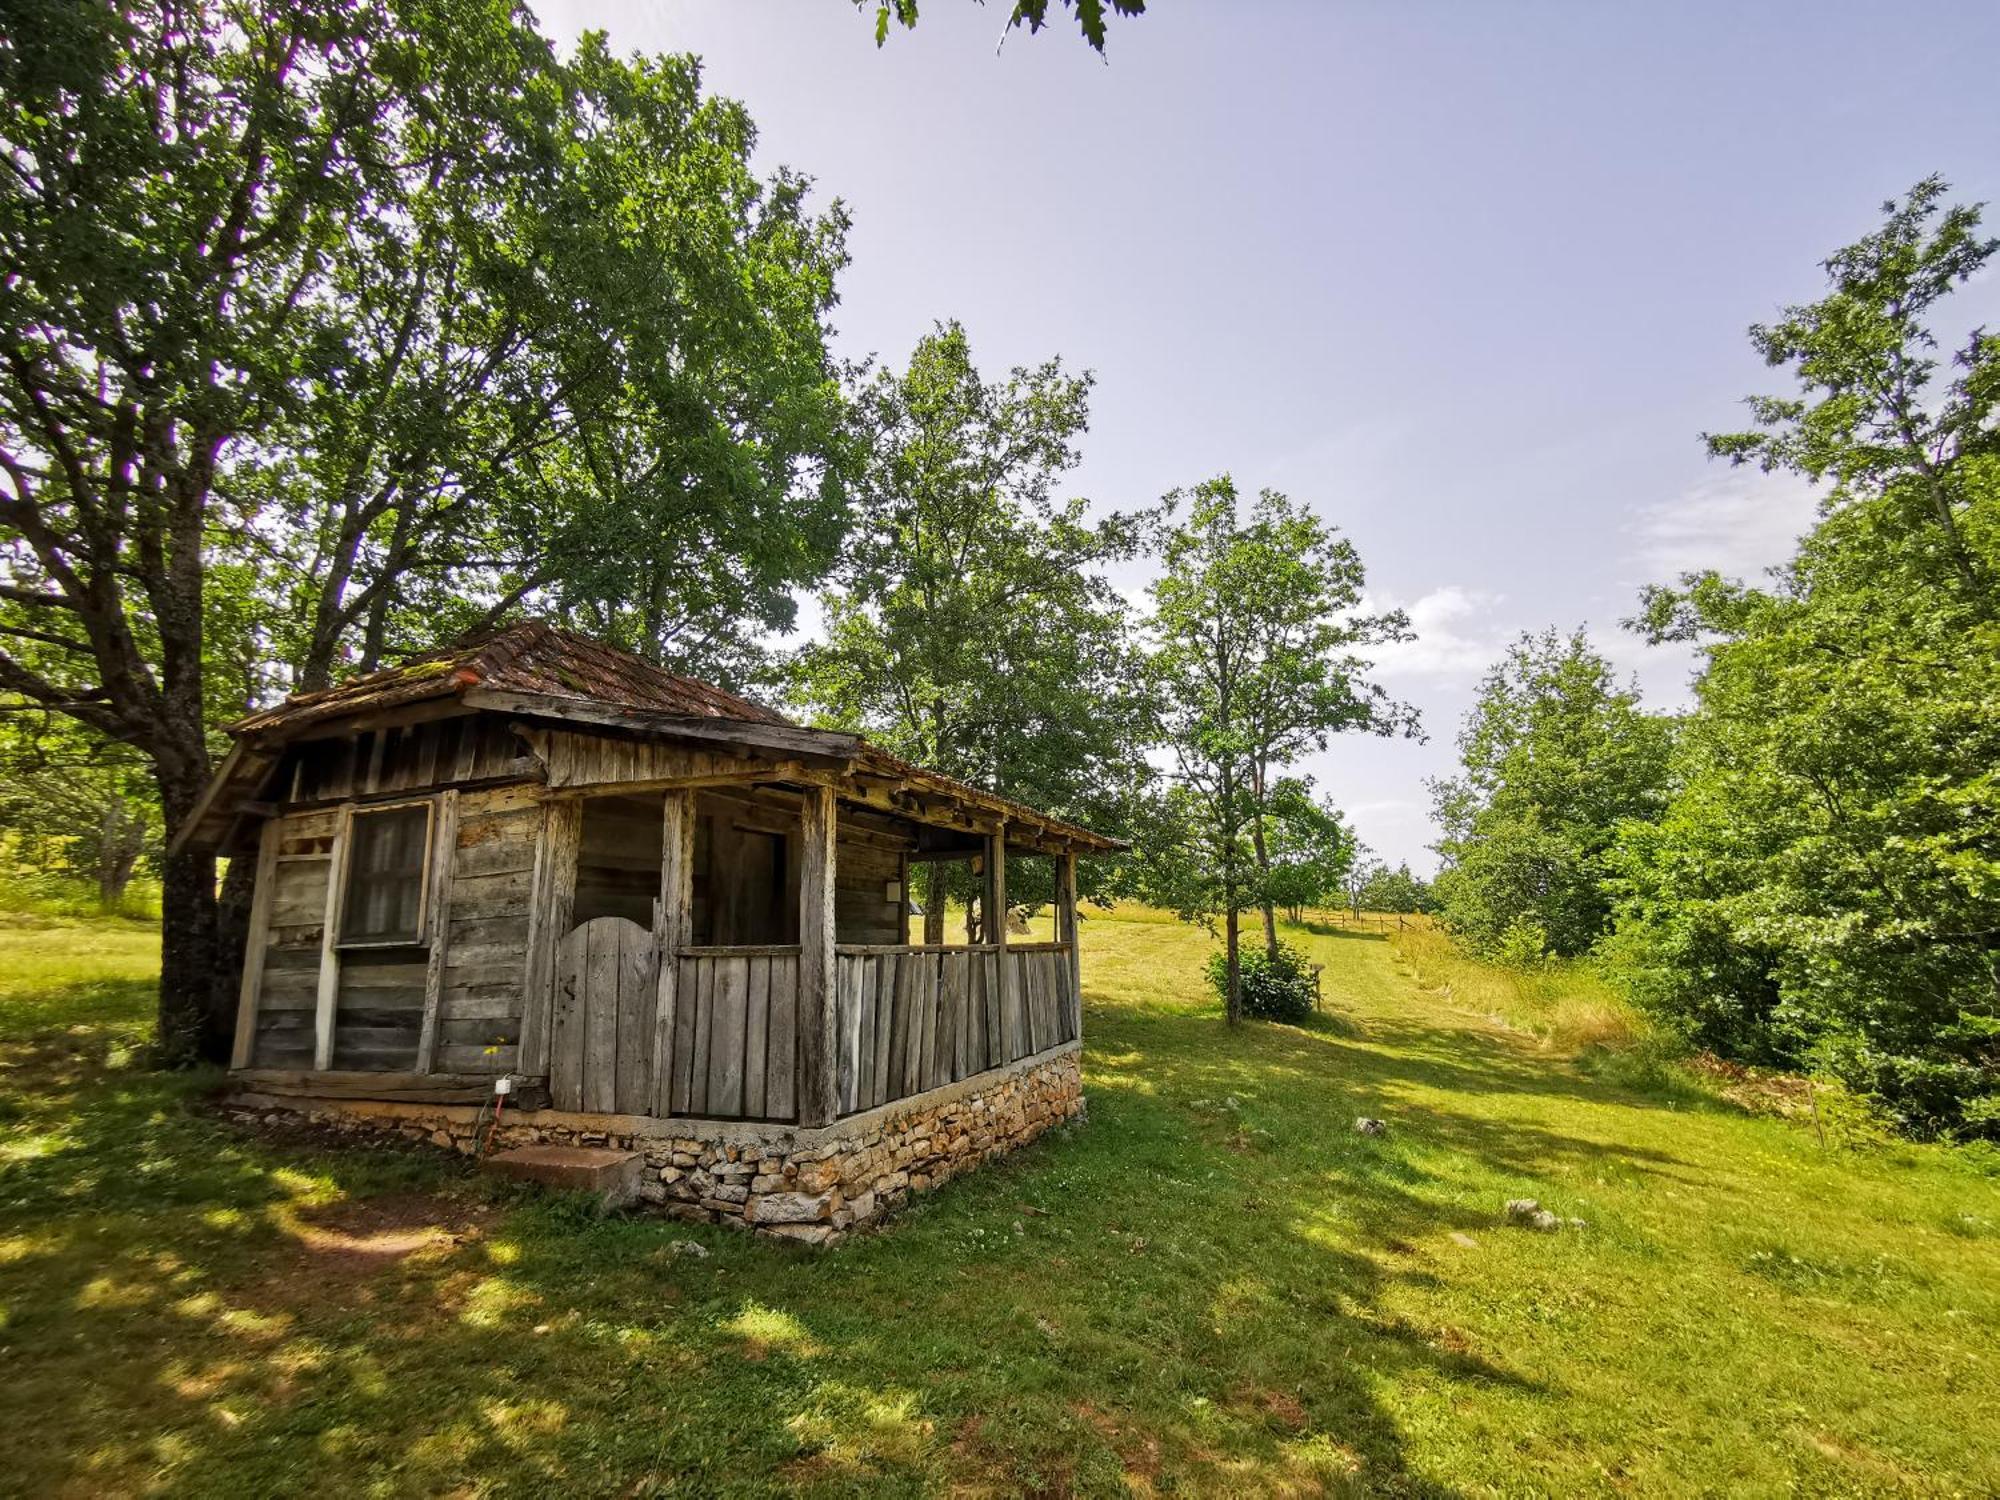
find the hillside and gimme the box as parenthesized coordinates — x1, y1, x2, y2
(0, 909, 1995, 1496)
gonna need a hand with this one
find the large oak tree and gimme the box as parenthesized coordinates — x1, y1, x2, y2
(0, 0, 853, 1059)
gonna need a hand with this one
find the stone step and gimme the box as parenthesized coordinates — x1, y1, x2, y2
(482, 1145, 643, 1207)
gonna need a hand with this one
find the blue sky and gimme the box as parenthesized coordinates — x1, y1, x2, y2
(540, 0, 2000, 871)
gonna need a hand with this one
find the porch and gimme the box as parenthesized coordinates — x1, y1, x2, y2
(533, 774, 1083, 1128)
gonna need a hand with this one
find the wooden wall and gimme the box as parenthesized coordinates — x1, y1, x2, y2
(245, 807, 340, 1067)
(435, 785, 539, 1073)
(279, 714, 527, 804)
(244, 785, 539, 1075)
(236, 718, 1080, 1120)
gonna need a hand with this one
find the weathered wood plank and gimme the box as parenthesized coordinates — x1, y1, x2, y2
(670, 956, 694, 1111)
(765, 954, 798, 1121)
(743, 955, 770, 1118)
(708, 955, 748, 1118)
(231, 1068, 548, 1108)
(581, 919, 621, 1113)
(269, 863, 333, 928)
(854, 955, 876, 1111)
(550, 926, 587, 1110)
(517, 799, 581, 1079)
(416, 789, 459, 1073)
(941, 950, 964, 1083)
(231, 818, 284, 1070)
(451, 835, 540, 881)
(440, 1042, 516, 1074)
(796, 782, 839, 1127)
(614, 919, 653, 1114)
(913, 951, 934, 1095)
(438, 993, 520, 1022)
(688, 956, 713, 1115)
(1058, 852, 1081, 1041)
(653, 789, 695, 1117)
(989, 828, 1012, 1071)
(868, 954, 892, 1109)
(312, 805, 353, 1071)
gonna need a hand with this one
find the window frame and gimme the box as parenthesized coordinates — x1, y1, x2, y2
(335, 795, 437, 951)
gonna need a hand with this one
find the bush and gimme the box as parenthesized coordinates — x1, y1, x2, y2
(1205, 941, 1317, 1023)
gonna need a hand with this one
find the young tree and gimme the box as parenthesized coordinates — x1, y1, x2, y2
(1260, 778, 1356, 924)
(0, 0, 853, 1059)
(1430, 629, 1671, 959)
(1615, 179, 2000, 1137)
(1344, 854, 1380, 923)
(1145, 477, 1411, 1022)
(792, 322, 1158, 938)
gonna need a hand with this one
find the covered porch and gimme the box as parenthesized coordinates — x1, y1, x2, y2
(526, 730, 1091, 1130)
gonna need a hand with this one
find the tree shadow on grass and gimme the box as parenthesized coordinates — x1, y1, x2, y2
(0, 1012, 1544, 1497)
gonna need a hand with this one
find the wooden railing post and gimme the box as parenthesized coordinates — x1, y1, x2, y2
(650, 788, 695, 1116)
(989, 824, 1011, 1055)
(797, 782, 840, 1126)
(1056, 849, 1081, 1040)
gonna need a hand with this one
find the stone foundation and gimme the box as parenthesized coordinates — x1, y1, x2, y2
(222, 1043, 1084, 1244)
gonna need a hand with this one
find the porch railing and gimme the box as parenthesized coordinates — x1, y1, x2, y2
(661, 940, 1077, 1124)
(831, 942, 1076, 1118)
(664, 945, 801, 1121)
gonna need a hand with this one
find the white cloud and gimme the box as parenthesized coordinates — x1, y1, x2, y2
(1363, 584, 1509, 683)
(1625, 470, 1820, 584)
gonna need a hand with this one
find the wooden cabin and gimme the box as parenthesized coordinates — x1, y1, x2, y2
(180, 622, 1119, 1238)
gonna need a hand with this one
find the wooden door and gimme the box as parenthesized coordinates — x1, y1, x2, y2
(551, 916, 658, 1114)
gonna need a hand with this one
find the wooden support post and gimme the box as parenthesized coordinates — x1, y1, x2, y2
(990, 824, 1011, 1056)
(797, 781, 839, 1127)
(651, 788, 695, 1115)
(517, 798, 582, 1078)
(415, 789, 460, 1074)
(1057, 850, 1081, 1040)
(313, 804, 354, 1071)
(229, 817, 283, 1070)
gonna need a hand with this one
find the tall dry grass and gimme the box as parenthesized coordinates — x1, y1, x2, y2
(1387, 920, 1652, 1058)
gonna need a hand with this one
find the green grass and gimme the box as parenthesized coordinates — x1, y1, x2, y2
(2, 909, 1996, 1496)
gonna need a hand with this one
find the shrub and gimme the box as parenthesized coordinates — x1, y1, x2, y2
(1205, 941, 1317, 1022)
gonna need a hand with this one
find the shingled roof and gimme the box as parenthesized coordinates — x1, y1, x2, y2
(180, 618, 1124, 856)
(231, 620, 790, 738)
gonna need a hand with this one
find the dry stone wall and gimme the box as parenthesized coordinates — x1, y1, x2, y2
(225, 1043, 1083, 1244)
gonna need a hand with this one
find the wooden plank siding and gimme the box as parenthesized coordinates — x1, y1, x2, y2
(244, 786, 540, 1078)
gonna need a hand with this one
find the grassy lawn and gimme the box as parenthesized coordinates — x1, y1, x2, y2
(1, 909, 1996, 1497)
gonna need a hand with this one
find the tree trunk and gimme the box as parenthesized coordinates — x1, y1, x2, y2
(211, 846, 258, 1055)
(156, 769, 229, 1066)
(923, 862, 945, 945)
(157, 848, 222, 1065)
(1224, 904, 1242, 1027)
(1248, 767, 1280, 961)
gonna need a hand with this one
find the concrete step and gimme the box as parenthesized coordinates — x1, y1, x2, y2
(483, 1145, 643, 1207)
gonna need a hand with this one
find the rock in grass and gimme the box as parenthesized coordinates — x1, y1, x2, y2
(1503, 1199, 1566, 1233)
(1354, 1117, 1387, 1136)
(668, 1239, 710, 1259)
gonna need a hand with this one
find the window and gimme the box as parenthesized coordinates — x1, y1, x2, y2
(341, 803, 432, 945)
